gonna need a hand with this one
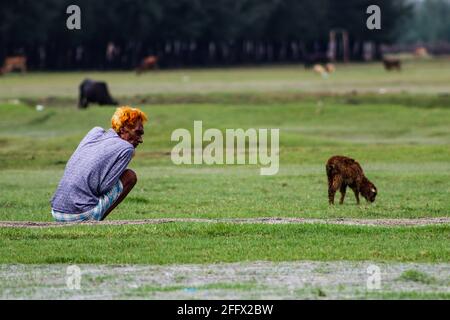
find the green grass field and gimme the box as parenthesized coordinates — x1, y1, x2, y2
(1, 99, 449, 222)
(0, 60, 449, 275)
(1, 224, 449, 264)
(1, 58, 450, 100)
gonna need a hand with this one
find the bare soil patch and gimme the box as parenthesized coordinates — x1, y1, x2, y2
(0, 217, 449, 228)
(1, 261, 449, 299)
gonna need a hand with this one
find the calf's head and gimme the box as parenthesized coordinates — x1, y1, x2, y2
(360, 178, 377, 203)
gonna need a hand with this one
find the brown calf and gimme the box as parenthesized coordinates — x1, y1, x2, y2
(326, 155, 377, 205)
(0, 56, 27, 75)
(136, 55, 158, 74)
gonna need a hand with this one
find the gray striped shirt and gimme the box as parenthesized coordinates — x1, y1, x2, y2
(51, 127, 134, 214)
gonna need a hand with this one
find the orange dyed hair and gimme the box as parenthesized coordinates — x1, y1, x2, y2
(111, 106, 148, 132)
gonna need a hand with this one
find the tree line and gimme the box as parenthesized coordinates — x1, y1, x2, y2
(0, 0, 411, 70)
(399, 0, 450, 44)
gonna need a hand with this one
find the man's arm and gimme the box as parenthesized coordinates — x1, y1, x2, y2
(100, 148, 134, 194)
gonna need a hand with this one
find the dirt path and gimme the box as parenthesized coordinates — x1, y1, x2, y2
(1, 261, 449, 299)
(0, 217, 449, 228)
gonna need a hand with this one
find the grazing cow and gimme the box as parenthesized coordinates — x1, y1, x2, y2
(326, 155, 377, 205)
(313, 64, 328, 78)
(78, 79, 118, 109)
(136, 55, 158, 74)
(414, 46, 429, 58)
(382, 58, 401, 71)
(324, 63, 335, 73)
(0, 56, 27, 75)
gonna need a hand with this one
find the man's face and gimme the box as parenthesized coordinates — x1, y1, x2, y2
(119, 120, 144, 148)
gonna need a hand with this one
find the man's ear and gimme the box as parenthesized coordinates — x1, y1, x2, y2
(117, 126, 126, 136)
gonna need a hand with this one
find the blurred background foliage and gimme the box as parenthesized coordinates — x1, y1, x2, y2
(0, 0, 448, 69)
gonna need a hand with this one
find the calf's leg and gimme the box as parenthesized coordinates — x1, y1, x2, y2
(328, 176, 342, 205)
(339, 184, 347, 204)
(350, 185, 360, 205)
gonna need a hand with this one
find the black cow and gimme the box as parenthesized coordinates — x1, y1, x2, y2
(382, 58, 401, 71)
(78, 79, 118, 109)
